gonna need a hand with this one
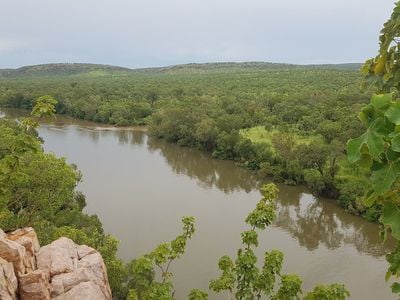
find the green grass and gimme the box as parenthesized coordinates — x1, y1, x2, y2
(240, 126, 321, 147)
(240, 126, 276, 145)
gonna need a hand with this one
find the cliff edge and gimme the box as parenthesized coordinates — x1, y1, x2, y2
(0, 227, 112, 300)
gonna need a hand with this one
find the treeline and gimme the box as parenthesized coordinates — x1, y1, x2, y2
(0, 65, 378, 220)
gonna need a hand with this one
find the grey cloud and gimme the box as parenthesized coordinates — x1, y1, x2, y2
(0, 0, 394, 68)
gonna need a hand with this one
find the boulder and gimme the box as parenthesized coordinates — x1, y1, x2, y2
(51, 268, 91, 297)
(0, 238, 28, 276)
(36, 241, 75, 277)
(77, 244, 96, 259)
(7, 227, 40, 254)
(6, 228, 39, 273)
(78, 253, 112, 299)
(18, 269, 51, 300)
(49, 238, 78, 260)
(53, 281, 107, 300)
(0, 257, 18, 300)
(0, 228, 112, 299)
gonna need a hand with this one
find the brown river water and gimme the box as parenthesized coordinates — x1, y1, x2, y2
(1, 109, 397, 299)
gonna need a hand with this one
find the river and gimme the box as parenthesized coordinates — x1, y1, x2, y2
(1, 109, 396, 299)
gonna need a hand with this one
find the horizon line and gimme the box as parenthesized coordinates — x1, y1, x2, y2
(0, 60, 363, 71)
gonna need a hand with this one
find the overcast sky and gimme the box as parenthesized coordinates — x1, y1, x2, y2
(0, 0, 395, 69)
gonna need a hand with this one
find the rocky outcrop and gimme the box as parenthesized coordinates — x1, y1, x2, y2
(0, 227, 112, 300)
(18, 269, 51, 300)
(0, 257, 18, 300)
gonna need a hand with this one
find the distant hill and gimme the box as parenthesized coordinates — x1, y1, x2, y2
(134, 62, 362, 73)
(0, 62, 362, 78)
(0, 63, 131, 78)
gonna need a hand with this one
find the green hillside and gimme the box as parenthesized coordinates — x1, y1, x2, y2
(0, 61, 362, 78)
(0, 63, 131, 78)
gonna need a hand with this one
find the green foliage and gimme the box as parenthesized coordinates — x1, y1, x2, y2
(303, 169, 325, 194)
(349, 2, 400, 295)
(126, 289, 139, 300)
(347, 94, 400, 224)
(347, 94, 400, 294)
(126, 217, 195, 299)
(303, 284, 350, 300)
(208, 184, 288, 299)
(272, 274, 303, 300)
(362, 2, 400, 93)
(209, 183, 348, 300)
(188, 289, 208, 300)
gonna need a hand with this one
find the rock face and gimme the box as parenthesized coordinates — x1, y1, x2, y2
(0, 227, 112, 300)
(0, 257, 18, 300)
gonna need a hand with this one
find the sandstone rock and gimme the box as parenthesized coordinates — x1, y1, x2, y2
(6, 228, 39, 274)
(50, 238, 78, 260)
(0, 257, 18, 300)
(0, 238, 28, 276)
(77, 244, 96, 259)
(0, 228, 112, 299)
(36, 246, 74, 277)
(18, 269, 51, 300)
(7, 227, 40, 254)
(53, 281, 107, 300)
(51, 268, 90, 297)
(0, 229, 6, 239)
(78, 252, 112, 299)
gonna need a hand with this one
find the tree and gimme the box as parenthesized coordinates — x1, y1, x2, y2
(208, 184, 349, 300)
(126, 184, 349, 300)
(348, 1, 400, 295)
(126, 217, 195, 299)
(362, 1, 400, 93)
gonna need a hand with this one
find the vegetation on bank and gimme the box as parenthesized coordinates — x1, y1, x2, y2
(0, 62, 378, 221)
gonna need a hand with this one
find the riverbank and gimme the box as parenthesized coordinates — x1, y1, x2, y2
(0, 107, 148, 131)
(1, 107, 376, 224)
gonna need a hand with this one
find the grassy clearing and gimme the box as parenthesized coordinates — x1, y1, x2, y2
(240, 126, 321, 147)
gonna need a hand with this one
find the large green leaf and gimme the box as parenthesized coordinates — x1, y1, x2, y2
(371, 161, 400, 194)
(364, 192, 378, 207)
(371, 93, 392, 109)
(358, 104, 378, 126)
(382, 203, 400, 240)
(385, 101, 400, 125)
(347, 117, 387, 163)
(347, 134, 367, 163)
(392, 133, 400, 152)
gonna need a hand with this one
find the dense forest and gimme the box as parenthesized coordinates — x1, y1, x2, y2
(0, 62, 376, 221)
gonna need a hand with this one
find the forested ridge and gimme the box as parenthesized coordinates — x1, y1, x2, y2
(0, 61, 361, 77)
(0, 62, 376, 221)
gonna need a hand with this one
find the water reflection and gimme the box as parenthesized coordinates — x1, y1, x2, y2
(147, 137, 261, 193)
(142, 133, 394, 257)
